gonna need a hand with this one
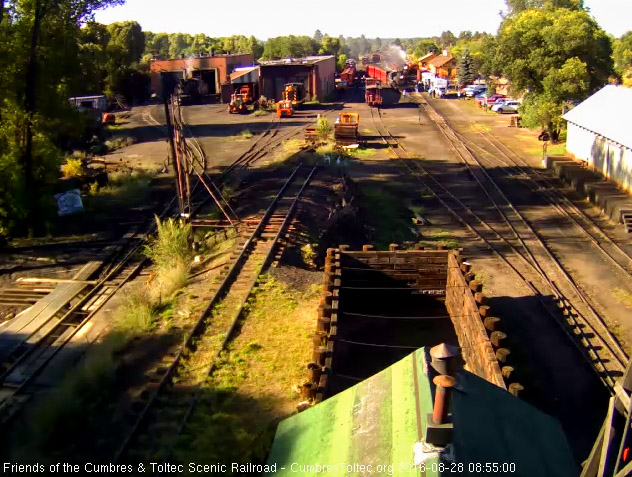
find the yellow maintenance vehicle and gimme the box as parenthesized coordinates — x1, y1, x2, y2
(228, 85, 254, 114)
(334, 112, 360, 146)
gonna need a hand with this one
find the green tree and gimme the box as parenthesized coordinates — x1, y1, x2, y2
(78, 22, 110, 94)
(457, 49, 475, 85)
(413, 39, 439, 59)
(359, 34, 369, 55)
(0, 0, 124, 236)
(613, 31, 632, 86)
(105, 21, 145, 97)
(261, 35, 318, 60)
(438, 30, 456, 49)
(313, 29, 322, 43)
(492, 7, 613, 139)
(168, 32, 192, 58)
(319, 34, 341, 55)
(336, 53, 348, 72)
(504, 0, 584, 15)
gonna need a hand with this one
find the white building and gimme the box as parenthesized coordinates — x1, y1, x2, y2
(563, 85, 632, 192)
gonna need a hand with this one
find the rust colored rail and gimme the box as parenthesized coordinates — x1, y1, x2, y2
(112, 163, 317, 465)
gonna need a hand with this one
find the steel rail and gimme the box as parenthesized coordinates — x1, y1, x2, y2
(368, 106, 623, 390)
(158, 164, 318, 468)
(455, 124, 632, 275)
(415, 98, 628, 367)
(112, 163, 310, 464)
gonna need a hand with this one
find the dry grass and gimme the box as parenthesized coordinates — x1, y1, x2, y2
(112, 286, 156, 334)
(105, 135, 135, 151)
(172, 274, 319, 465)
(613, 288, 632, 309)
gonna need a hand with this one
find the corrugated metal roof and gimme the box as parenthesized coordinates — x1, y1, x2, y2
(563, 85, 632, 150)
(259, 55, 334, 67)
(230, 66, 259, 84)
(266, 348, 576, 477)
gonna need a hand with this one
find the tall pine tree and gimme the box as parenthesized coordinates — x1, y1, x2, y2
(458, 49, 475, 86)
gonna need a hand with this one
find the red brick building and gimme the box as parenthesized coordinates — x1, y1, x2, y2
(150, 53, 254, 102)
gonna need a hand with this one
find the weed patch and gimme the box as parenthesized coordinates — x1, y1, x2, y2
(613, 288, 632, 309)
(237, 129, 253, 139)
(105, 136, 135, 151)
(172, 274, 319, 467)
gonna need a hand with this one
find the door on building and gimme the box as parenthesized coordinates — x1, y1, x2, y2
(192, 69, 217, 95)
(160, 71, 184, 98)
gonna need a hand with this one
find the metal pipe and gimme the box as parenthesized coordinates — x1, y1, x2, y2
(432, 375, 456, 424)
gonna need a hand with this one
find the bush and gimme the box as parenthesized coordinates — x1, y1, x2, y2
(88, 181, 99, 196)
(113, 286, 155, 335)
(61, 158, 84, 178)
(316, 117, 332, 140)
(145, 217, 192, 270)
(105, 136, 135, 151)
(144, 217, 192, 300)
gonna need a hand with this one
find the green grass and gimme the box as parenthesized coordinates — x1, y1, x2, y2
(112, 287, 156, 335)
(419, 186, 434, 198)
(361, 186, 416, 249)
(530, 142, 566, 157)
(349, 148, 377, 160)
(409, 205, 426, 216)
(316, 117, 332, 140)
(172, 275, 319, 468)
(86, 169, 154, 211)
(273, 139, 305, 162)
(237, 129, 253, 139)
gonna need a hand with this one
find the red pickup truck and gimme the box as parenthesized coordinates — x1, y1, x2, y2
(476, 94, 506, 107)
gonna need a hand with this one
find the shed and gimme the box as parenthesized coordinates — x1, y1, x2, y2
(259, 55, 335, 102)
(563, 85, 632, 192)
(266, 348, 577, 477)
(230, 66, 259, 84)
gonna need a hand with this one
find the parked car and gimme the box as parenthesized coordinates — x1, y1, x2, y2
(476, 93, 506, 107)
(491, 100, 520, 113)
(465, 85, 487, 97)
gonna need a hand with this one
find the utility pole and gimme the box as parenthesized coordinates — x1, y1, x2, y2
(23, 0, 42, 233)
(162, 82, 182, 215)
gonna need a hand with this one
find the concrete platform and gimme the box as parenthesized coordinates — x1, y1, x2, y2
(546, 156, 632, 224)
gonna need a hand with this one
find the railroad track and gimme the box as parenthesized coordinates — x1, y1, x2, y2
(447, 114, 632, 277)
(369, 104, 627, 391)
(0, 98, 332, 426)
(112, 163, 317, 466)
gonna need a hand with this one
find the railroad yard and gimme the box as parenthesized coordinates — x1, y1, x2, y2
(2, 77, 632, 473)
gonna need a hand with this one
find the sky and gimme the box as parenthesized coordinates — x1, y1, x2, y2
(94, 0, 632, 39)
